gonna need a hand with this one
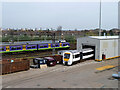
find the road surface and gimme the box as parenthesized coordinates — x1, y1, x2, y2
(2, 58, 119, 88)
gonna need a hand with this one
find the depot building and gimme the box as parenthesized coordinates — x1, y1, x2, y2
(77, 36, 120, 61)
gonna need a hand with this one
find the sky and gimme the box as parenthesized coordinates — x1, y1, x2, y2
(118, 1, 120, 29)
(1, 0, 119, 30)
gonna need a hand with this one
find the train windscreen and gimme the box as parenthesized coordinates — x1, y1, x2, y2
(64, 53, 70, 59)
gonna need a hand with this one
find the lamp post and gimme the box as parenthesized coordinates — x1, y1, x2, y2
(52, 33, 55, 55)
(99, 0, 102, 36)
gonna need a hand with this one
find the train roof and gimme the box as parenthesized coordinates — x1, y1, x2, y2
(58, 50, 68, 53)
(64, 50, 80, 53)
(63, 48, 93, 54)
(82, 48, 93, 51)
(0, 40, 68, 46)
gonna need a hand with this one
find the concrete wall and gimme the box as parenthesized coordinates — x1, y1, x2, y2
(100, 39, 118, 60)
(77, 37, 100, 60)
(77, 37, 119, 60)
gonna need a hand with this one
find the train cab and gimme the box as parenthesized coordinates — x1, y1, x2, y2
(63, 50, 80, 65)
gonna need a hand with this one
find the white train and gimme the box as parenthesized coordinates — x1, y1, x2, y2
(63, 48, 94, 65)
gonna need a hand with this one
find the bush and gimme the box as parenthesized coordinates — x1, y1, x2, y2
(65, 35, 76, 43)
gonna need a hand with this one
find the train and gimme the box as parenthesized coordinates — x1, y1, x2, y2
(63, 48, 94, 65)
(0, 42, 70, 53)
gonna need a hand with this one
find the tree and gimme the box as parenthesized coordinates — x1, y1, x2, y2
(101, 30, 107, 36)
(109, 30, 114, 36)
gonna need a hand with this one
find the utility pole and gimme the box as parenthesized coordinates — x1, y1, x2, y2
(52, 33, 55, 55)
(99, 0, 102, 36)
(118, 1, 120, 30)
(57, 26, 62, 40)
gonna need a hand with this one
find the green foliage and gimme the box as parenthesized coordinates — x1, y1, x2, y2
(2, 35, 11, 42)
(19, 35, 31, 41)
(2, 35, 32, 42)
(64, 35, 76, 43)
(101, 30, 107, 36)
(109, 30, 114, 36)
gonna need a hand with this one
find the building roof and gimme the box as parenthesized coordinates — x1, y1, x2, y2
(0, 40, 59, 46)
(88, 36, 119, 40)
(64, 50, 80, 53)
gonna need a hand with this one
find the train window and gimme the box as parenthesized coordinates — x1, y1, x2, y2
(0, 48, 4, 51)
(11, 47, 17, 50)
(59, 52, 61, 54)
(51, 44, 54, 47)
(44, 45, 48, 48)
(63, 44, 66, 46)
(40, 46, 44, 48)
(66, 44, 69, 46)
(27, 46, 31, 49)
(64, 54, 70, 59)
(17, 47, 21, 50)
(32, 46, 36, 48)
(75, 54, 80, 58)
(2, 48, 4, 51)
(56, 44, 59, 47)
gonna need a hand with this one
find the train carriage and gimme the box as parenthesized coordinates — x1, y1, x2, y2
(38, 44, 49, 50)
(0, 41, 70, 53)
(82, 48, 94, 60)
(26, 44, 37, 51)
(10, 45, 23, 51)
(0, 46, 5, 52)
(63, 50, 80, 65)
(63, 48, 94, 66)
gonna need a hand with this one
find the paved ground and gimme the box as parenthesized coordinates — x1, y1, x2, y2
(2, 58, 119, 88)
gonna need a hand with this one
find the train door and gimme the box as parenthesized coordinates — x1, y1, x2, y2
(48, 44, 51, 48)
(23, 45, 26, 50)
(6, 46, 10, 51)
(60, 43, 62, 47)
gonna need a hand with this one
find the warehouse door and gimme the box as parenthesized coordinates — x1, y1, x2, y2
(82, 44, 95, 59)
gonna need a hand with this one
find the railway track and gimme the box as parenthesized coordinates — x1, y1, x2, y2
(2, 43, 76, 65)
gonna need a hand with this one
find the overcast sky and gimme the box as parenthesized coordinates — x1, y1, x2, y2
(2, 1, 119, 30)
